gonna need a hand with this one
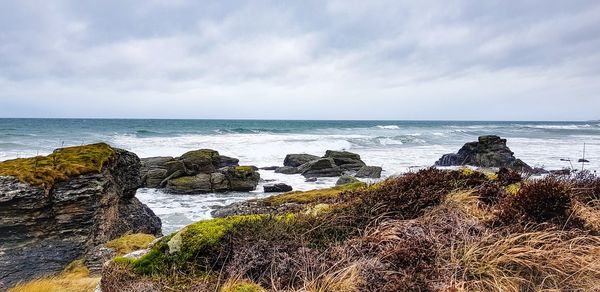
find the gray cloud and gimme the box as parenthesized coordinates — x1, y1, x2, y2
(0, 0, 599, 120)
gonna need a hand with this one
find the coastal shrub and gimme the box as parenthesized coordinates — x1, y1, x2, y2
(342, 168, 490, 220)
(0, 143, 114, 189)
(105, 233, 156, 256)
(497, 167, 522, 186)
(497, 177, 573, 224)
(476, 182, 506, 205)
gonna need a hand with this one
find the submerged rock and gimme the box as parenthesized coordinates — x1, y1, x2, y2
(435, 135, 532, 172)
(264, 183, 293, 193)
(0, 143, 161, 289)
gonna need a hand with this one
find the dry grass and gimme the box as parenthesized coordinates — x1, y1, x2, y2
(449, 230, 600, 291)
(9, 260, 100, 292)
(105, 233, 156, 256)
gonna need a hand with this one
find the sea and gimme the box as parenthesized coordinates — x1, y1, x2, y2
(1, 119, 598, 234)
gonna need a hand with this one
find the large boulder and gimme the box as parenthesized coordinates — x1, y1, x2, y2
(165, 166, 260, 194)
(323, 150, 366, 171)
(298, 158, 343, 177)
(355, 166, 383, 178)
(0, 143, 161, 289)
(283, 154, 320, 167)
(435, 135, 532, 172)
(140, 149, 248, 192)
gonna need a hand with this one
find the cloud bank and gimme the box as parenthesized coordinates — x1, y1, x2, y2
(1, 0, 599, 120)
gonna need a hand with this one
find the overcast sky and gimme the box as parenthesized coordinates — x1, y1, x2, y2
(1, 1, 599, 120)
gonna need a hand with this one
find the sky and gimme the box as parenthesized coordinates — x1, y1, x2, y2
(0, 1, 599, 120)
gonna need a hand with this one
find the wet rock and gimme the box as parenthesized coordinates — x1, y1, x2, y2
(264, 183, 293, 193)
(435, 135, 532, 172)
(284, 154, 320, 167)
(305, 177, 318, 182)
(274, 166, 299, 174)
(298, 158, 343, 178)
(336, 175, 360, 186)
(323, 150, 366, 171)
(219, 166, 260, 192)
(356, 166, 383, 178)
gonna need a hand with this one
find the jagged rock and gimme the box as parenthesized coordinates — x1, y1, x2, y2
(284, 154, 320, 167)
(336, 175, 360, 185)
(0, 144, 161, 289)
(165, 167, 260, 194)
(264, 183, 293, 193)
(355, 166, 383, 178)
(435, 135, 532, 172)
(323, 150, 366, 170)
(298, 158, 343, 178)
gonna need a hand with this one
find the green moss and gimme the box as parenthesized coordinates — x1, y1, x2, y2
(506, 183, 521, 195)
(0, 143, 115, 189)
(234, 165, 254, 174)
(264, 182, 366, 206)
(105, 233, 156, 256)
(181, 149, 219, 159)
(221, 280, 266, 292)
(117, 215, 264, 275)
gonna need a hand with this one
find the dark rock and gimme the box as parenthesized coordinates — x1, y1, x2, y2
(549, 169, 571, 176)
(355, 166, 383, 178)
(260, 166, 279, 170)
(435, 135, 532, 172)
(219, 166, 260, 192)
(305, 177, 318, 182)
(179, 149, 219, 174)
(336, 175, 360, 186)
(217, 155, 240, 168)
(264, 183, 293, 193)
(274, 166, 299, 174)
(166, 173, 212, 193)
(323, 150, 366, 170)
(284, 154, 320, 167)
(0, 147, 161, 289)
(298, 158, 343, 177)
(140, 156, 185, 188)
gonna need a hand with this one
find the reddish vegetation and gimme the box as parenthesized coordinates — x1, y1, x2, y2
(102, 169, 600, 292)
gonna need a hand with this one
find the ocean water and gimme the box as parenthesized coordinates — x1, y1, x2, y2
(1, 119, 599, 233)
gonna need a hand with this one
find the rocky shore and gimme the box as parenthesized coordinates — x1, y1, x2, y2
(1, 135, 582, 291)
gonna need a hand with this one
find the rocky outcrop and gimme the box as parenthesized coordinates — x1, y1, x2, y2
(274, 150, 377, 178)
(355, 166, 382, 178)
(283, 154, 320, 167)
(264, 183, 293, 193)
(0, 144, 161, 289)
(323, 150, 366, 171)
(435, 135, 532, 172)
(140, 149, 259, 193)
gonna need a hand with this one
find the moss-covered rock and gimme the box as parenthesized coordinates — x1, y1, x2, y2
(0, 143, 115, 189)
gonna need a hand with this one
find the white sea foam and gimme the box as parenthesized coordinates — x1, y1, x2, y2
(376, 125, 400, 129)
